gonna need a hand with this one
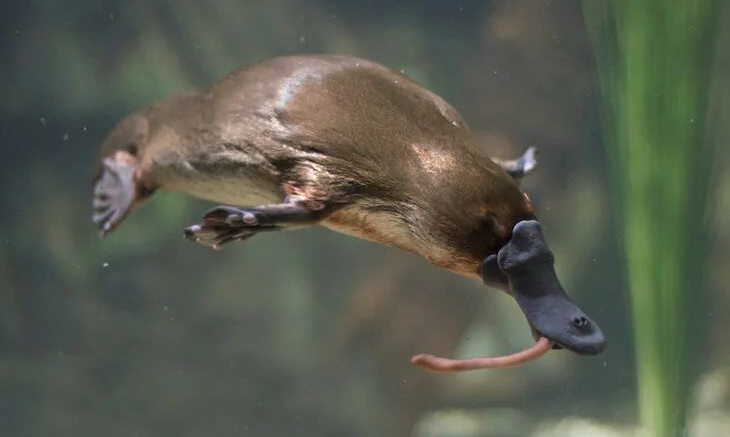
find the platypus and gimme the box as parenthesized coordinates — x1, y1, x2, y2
(92, 55, 606, 371)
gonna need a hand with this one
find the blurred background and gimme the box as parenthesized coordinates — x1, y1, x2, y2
(0, 1, 728, 436)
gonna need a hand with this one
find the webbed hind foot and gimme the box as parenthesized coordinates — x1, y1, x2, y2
(93, 150, 150, 235)
(183, 203, 317, 249)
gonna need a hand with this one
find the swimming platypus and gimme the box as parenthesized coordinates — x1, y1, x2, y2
(92, 55, 605, 371)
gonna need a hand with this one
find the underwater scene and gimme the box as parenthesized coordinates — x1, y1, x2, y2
(1, 1, 729, 436)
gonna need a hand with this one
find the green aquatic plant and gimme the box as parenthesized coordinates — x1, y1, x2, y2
(583, 1, 721, 436)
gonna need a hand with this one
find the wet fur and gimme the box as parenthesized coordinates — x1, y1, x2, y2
(94, 55, 535, 276)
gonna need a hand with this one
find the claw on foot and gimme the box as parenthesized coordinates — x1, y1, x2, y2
(184, 206, 279, 249)
(93, 151, 138, 236)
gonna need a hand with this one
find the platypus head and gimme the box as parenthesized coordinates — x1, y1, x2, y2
(481, 220, 606, 355)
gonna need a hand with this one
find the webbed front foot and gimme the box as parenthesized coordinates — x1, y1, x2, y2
(494, 146, 539, 182)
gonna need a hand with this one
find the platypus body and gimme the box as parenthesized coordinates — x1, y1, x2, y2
(93, 55, 605, 369)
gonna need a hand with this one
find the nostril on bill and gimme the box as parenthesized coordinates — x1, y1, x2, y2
(572, 316, 589, 328)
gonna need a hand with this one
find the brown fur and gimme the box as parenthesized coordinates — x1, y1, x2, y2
(94, 55, 536, 277)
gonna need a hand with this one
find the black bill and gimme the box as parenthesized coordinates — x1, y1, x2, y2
(481, 220, 606, 355)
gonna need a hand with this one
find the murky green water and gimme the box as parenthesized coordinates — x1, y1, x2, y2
(1, 1, 728, 436)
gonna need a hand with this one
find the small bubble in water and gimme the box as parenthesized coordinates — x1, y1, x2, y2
(163, 305, 168, 311)
(39, 117, 46, 125)
(102, 262, 109, 268)
(62, 133, 69, 141)
(299, 36, 306, 43)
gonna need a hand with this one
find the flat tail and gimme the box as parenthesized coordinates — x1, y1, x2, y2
(92, 151, 138, 236)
